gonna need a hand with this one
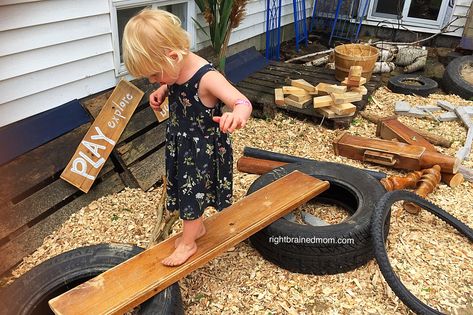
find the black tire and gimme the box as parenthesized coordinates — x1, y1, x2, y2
(0, 243, 183, 315)
(388, 74, 438, 97)
(248, 161, 388, 275)
(372, 190, 473, 315)
(442, 55, 473, 99)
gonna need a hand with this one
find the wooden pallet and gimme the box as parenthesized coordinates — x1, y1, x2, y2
(236, 61, 381, 129)
(0, 123, 124, 277)
(81, 79, 165, 191)
(49, 171, 329, 314)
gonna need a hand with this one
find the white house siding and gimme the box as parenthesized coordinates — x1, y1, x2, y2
(0, 0, 311, 127)
(194, 0, 313, 51)
(450, 0, 472, 36)
(0, 0, 116, 127)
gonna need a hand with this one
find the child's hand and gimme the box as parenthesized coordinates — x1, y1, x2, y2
(149, 85, 168, 111)
(212, 112, 247, 133)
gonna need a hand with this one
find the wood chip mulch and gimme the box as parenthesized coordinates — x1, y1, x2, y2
(11, 87, 473, 315)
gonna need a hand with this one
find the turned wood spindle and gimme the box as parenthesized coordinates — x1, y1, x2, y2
(380, 170, 423, 191)
(403, 165, 441, 214)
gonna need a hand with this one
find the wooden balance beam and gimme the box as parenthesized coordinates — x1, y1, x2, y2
(49, 170, 329, 314)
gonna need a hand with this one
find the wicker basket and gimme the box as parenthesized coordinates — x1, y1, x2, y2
(334, 44, 379, 81)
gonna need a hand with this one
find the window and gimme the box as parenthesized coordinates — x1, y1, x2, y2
(111, 0, 195, 76)
(368, 0, 452, 29)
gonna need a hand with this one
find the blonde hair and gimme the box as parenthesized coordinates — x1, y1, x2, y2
(122, 8, 190, 78)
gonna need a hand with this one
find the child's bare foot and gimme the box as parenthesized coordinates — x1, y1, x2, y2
(162, 242, 197, 266)
(174, 224, 206, 248)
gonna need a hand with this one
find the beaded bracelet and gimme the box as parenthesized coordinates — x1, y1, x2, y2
(234, 99, 252, 108)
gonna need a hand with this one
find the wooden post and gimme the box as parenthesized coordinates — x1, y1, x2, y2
(403, 165, 442, 214)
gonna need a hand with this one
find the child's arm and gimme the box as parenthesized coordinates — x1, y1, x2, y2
(149, 84, 169, 111)
(201, 71, 252, 133)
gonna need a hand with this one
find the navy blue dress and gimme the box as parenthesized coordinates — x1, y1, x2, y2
(165, 64, 233, 220)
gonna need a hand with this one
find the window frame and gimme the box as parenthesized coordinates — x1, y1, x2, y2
(110, 0, 195, 77)
(367, 0, 451, 29)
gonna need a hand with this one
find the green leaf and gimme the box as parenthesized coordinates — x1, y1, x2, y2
(191, 17, 209, 38)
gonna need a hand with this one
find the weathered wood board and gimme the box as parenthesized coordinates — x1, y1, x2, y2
(0, 122, 123, 277)
(49, 171, 330, 314)
(61, 80, 144, 193)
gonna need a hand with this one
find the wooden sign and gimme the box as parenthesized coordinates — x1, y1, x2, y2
(61, 80, 144, 193)
(152, 97, 169, 122)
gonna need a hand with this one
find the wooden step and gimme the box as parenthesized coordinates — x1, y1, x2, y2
(49, 171, 329, 314)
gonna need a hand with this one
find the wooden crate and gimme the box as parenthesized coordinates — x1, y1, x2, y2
(0, 123, 125, 277)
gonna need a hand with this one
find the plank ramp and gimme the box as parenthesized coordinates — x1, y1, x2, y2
(49, 171, 329, 314)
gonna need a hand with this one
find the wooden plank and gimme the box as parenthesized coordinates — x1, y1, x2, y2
(0, 160, 114, 241)
(330, 103, 357, 116)
(61, 80, 144, 193)
(282, 86, 308, 96)
(153, 97, 169, 122)
(0, 123, 90, 204)
(0, 173, 125, 277)
(274, 88, 285, 106)
(128, 147, 166, 191)
(118, 107, 159, 144)
(81, 78, 157, 120)
(49, 171, 329, 314)
(313, 95, 334, 108)
(116, 123, 166, 166)
(290, 79, 316, 92)
(284, 96, 311, 109)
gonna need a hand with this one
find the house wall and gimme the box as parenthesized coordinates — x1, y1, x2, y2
(1, 0, 466, 128)
(0, 0, 311, 128)
(362, 0, 471, 37)
(451, 0, 472, 36)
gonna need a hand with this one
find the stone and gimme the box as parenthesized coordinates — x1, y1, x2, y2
(437, 100, 456, 112)
(417, 106, 442, 112)
(394, 101, 411, 113)
(438, 112, 458, 122)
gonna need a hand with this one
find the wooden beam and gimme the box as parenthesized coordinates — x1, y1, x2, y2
(49, 171, 329, 315)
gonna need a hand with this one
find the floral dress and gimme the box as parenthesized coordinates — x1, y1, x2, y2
(165, 64, 233, 220)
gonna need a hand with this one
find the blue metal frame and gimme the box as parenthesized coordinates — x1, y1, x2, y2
(293, 0, 308, 51)
(265, 0, 282, 60)
(310, 0, 370, 46)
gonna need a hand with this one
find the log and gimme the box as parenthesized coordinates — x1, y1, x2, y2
(242, 147, 387, 180)
(236, 156, 286, 174)
(440, 172, 464, 188)
(360, 112, 452, 148)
